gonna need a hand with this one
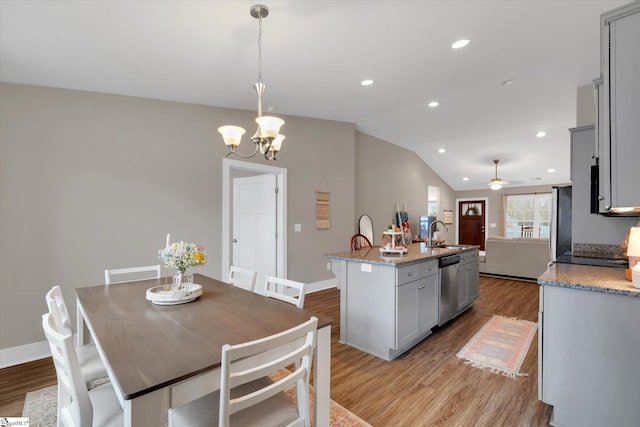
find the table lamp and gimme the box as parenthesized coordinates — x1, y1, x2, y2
(627, 227, 640, 288)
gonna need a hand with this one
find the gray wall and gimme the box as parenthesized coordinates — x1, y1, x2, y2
(576, 84, 595, 127)
(0, 82, 355, 349)
(456, 184, 561, 238)
(354, 132, 456, 245)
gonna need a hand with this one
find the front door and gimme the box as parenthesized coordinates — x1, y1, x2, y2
(232, 173, 277, 294)
(458, 200, 486, 250)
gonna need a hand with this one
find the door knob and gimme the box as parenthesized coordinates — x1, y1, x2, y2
(232, 239, 238, 243)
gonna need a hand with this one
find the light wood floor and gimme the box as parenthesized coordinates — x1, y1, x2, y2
(303, 275, 552, 426)
(0, 275, 552, 426)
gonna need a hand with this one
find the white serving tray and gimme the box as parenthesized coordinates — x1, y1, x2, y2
(146, 283, 203, 305)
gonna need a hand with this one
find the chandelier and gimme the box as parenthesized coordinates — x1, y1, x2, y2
(218, 4, 285, 161)
(488, 159, 505, 190)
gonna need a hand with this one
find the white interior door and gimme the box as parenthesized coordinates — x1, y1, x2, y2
(233, 173, 277, 294)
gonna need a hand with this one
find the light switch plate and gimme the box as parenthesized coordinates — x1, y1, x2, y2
(294, 223, 301, 232)
(490, 223, 497, 228)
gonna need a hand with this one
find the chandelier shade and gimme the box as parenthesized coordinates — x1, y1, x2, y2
(218, 126, 246, 148)
(255, 116, 285, 139)
(218, 4, 285, 161)
(269, 134, 285, 153)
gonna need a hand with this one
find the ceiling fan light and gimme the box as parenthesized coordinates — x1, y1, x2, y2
(218, 125, 246, 147)
(255, 116, 285, 138)
(488, 159, 505, 190)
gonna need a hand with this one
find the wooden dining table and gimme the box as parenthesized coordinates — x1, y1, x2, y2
(75, 273, 333, 427)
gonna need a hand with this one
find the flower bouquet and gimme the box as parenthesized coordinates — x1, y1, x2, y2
(159, 241, 207, 289)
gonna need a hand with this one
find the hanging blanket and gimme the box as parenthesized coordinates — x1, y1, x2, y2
(316, 191, 330, 229)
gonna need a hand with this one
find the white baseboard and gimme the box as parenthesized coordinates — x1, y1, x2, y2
(0, 340, 51, 368)
(306, 278, 338, 294)
(1, 280, 338, 369)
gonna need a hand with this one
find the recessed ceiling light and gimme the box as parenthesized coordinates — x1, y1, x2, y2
(451, 39, 470, 49)
(502, 78, 517, 86)
(428, 101, 439, 108)
(536, 131, 546, 138)
(360, 79, 374, 86)
(438, 148, 446, 153)
(547, 168, 556, 173)
(463, 177, 469, 181)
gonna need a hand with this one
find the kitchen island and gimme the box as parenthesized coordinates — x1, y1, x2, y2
(538, 263, 640, 427)
(325, 243, 479, 360)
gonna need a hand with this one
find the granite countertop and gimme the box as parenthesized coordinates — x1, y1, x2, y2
(571, 250, 627, 261)
(324, 243, 479, 266)
(538, 263, 640, 297)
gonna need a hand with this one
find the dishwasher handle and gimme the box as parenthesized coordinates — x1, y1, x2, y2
(439, 255, 460, 268)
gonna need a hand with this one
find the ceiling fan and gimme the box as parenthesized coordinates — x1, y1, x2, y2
(488, 159, 506, 190)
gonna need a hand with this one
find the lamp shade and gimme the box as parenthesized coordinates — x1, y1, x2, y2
(270, 134, 285, 152)
(627, 227, 640, 257)
(218, 126, 246, 147)
(255, 116, 285, 138)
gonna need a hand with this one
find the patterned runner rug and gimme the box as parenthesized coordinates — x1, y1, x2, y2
(457, 314, 538, 378)
(23, 380, 371, 426)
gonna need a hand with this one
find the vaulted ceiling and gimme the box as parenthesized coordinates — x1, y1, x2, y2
(0, 0, 627, 190)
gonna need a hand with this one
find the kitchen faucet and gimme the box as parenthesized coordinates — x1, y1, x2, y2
(428, 220, 449, 247)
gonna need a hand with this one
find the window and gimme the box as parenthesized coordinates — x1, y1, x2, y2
(504, 193, 551, 239)
(428, 185, 439, 216)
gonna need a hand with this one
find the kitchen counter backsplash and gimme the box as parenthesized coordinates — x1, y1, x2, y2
(573, 243, 626, 260)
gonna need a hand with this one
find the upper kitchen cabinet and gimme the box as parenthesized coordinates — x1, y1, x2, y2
(596, 2, 640, 215)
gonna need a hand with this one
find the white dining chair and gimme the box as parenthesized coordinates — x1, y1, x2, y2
(104, 264, 161, 285)
(46, 286, 108, 390)
(228, 265, 258, 292)
(264, 276, 307, 308)
(42, 312, 123, 427)
(75, 264, 163, 347)
(169, 316, 318, 427)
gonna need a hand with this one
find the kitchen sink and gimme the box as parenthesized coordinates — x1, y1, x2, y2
(444, 245, 472, 250)
(421, 244, 473, 250)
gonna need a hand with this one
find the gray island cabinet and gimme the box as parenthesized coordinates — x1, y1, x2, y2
(538, 263, 640, 427)
(326, 244, 479, 361)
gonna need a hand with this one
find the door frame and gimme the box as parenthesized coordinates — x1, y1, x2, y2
(222, 158, 287, 282)
(454, 197, 489, 246)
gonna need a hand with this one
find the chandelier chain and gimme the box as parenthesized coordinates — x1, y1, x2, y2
(257, 10, 263, 84)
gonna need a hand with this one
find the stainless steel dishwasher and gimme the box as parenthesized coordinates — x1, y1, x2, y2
(438, 254, 460, 326)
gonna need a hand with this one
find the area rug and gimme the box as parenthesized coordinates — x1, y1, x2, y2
(22, 385, 57, 426)
(456, 314, 537, 378)
(270, 369, 371, 427)
(23, 379, 372, 427)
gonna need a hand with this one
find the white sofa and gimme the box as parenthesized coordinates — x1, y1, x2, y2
(479, 236, 550, 280)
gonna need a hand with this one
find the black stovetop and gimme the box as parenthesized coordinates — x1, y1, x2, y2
(555, 252, 628, 268)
